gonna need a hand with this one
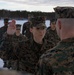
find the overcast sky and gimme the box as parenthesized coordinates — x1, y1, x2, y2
(0, 0, 74, 12)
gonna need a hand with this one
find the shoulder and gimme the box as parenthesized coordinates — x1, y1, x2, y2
(40, 43, 62, 63)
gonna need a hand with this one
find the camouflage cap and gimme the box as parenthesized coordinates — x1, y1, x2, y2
(16, 24, 21, 30)
(30, 16, 46, 28)
(54, 6, 74, 18)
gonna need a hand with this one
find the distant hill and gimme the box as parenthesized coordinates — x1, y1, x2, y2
(0, 9, 56, 20)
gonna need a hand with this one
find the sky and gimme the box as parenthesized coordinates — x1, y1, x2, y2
(0, 0, 74, 12)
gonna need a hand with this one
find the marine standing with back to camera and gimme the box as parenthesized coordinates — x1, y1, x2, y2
(36, 6, 74, 75)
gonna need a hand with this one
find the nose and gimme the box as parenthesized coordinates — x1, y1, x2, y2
(39, 30, 44, 34)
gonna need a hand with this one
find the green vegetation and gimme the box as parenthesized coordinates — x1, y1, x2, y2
(0, 9, 55, 20)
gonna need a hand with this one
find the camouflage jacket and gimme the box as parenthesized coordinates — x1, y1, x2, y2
(0, 35, 54, 74)
(44, 27, 60, 46)
(36, 38, 74, 75)
(18, 38, 54, 74)
(0, 25, 8, 44)
(13, 33, 28, 42)
(0, 33, 27, 69)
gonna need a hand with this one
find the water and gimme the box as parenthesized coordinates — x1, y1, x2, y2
(0, 20, 50, 28)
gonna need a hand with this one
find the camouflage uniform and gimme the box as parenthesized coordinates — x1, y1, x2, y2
(36, 7, 74, 75)
(36, 38, 74, 75)
(8, 33, 28, 69)
(0, 25, 8, 68)
(18, 38, 54, 73)
(44, 27, 60, 46)
(1, 33, 27, 69)
(0, 25, 8, 44)
(0, 35, 54, 74)
(22, 22, 32, 39)
(0, 17, 9, 44)
(13, 33, 28, 42)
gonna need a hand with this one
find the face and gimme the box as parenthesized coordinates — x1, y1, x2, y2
(50, 21, 56, 30)
(16, 29, 21, 35)
(4, 21, 9, 26)
(30, 26, 46, 40)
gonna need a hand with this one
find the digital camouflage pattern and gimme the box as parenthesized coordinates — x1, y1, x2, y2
(36, 38, 74, 75)
(44, 27, 60, 46)
(0, 25, 8, 44)
(18, 38, 54, 74)
(13, 33, 28, 42)
(54, 6, 74, 18)
(0, 35, 54, 74)
(8, 33, 28, 69)
(0, 26, 8, 68)
(36, 6, 74, 75)
(0, 33, 27, 69)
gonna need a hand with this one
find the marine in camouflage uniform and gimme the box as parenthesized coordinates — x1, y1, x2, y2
(10, 25, 27, 70)
(44, 19, 60, 46)
(0, 18, 9, 68)
(0, 18, 9, 44)
(36, 7, 74, 75)
(0, 17, 54, 74)
(1, 24, 27, 69)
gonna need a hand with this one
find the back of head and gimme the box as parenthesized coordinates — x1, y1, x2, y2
(54, 6, 74, 40)
(54, 6, 74, 18)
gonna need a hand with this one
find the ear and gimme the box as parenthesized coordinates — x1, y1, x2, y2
(30, 28, 33, 33)
(58, 20, 61, 29)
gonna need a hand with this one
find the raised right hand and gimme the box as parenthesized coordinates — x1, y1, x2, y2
(7, 20, 16, 35)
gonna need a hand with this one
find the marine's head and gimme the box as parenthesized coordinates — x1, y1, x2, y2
(54, 6, 74, 40)
(4, 17, 9, 26)
(30, 16, 46, 41)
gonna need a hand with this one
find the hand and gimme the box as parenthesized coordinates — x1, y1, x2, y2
(7, 20, 16, 35)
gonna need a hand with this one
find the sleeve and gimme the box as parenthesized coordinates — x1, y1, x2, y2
(0, 33, 18, 60)
(36, 58, 53, 75)
(18, 41, 27, 58)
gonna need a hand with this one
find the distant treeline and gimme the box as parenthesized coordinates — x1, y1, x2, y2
(0, 9, 56, 20)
